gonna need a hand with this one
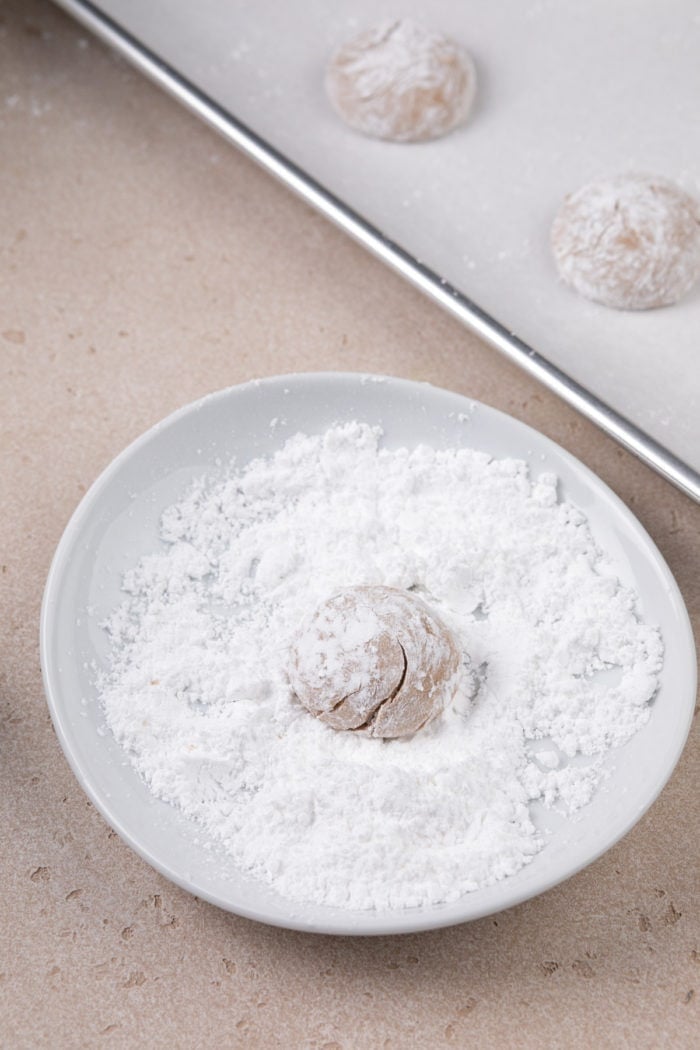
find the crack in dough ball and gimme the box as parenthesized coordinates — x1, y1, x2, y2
(325, 19, 477, 143)
(551, 174, 700, 310)
(288, 586, 462, 738)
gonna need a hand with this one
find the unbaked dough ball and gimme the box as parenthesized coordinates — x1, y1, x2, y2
(551, 174, 700, 310)
(325, 19, 477, 143)
(288, 585, 461, 738)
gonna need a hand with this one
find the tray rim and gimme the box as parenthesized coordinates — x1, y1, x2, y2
(51, 0, 700, 504)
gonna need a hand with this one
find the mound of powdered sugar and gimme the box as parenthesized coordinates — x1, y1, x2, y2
(99, 423, 663, 910)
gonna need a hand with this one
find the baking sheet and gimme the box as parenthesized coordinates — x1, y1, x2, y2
(56, 0, 700, 480)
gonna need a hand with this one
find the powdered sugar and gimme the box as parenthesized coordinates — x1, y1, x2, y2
(99, 423, 663, 911)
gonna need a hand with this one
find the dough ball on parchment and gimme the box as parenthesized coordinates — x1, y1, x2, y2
(288, 585, 462, 739)
(325, 19, 477, 143)
(551, 174, 700, 310)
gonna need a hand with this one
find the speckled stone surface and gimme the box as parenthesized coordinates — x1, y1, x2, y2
(0, 1, 698, 1047)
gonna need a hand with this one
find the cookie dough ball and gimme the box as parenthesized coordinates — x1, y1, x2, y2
(288, 585, 461, 738)
(551, 174, 700, 310)
(325, 19, 477, 143)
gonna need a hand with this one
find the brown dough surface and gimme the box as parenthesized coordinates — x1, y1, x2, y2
(325, 19, 476, 143)
(551, 174, 700, 310)
(288, 585, 461, 738)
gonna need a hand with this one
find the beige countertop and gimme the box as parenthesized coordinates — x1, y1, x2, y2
(1, 1, 698, 1046)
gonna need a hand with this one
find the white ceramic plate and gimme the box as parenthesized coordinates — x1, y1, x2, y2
(40, 373, 696, 935)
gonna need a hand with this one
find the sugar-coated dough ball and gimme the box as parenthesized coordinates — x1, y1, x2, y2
(288, 585, 461, 738)
(325, 19, 477, 143)
(551, 174, 700, 310)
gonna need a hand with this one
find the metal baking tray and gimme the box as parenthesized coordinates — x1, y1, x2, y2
(54, 0, 700, 501)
